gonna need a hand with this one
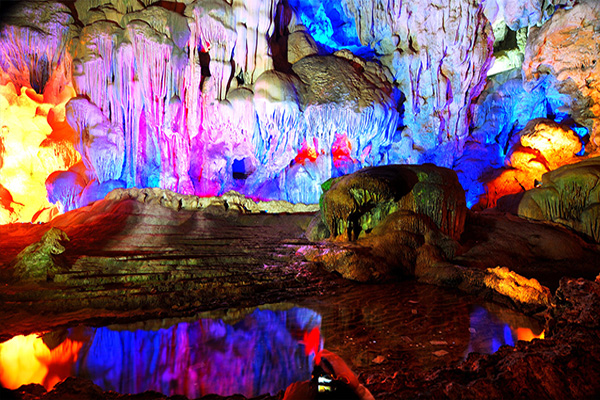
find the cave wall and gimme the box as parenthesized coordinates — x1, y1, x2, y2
(0, 0, 598, 223)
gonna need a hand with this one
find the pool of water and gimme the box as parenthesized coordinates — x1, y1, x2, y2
(0, 282, 544, 397)
(300, 282, 544, 376)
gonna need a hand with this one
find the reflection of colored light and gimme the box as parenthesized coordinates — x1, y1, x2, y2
(0, 334, 83, 390)
(516, 327, 545, 341)
(491, 337, 501, 353)
(503, 324, 514, 347)
(467, 306, 544, 356)
(0, 308, 321, 397)
(302, 327, 322, 365)
(76, 308, 320, 398)
(295, 138, 318, 165)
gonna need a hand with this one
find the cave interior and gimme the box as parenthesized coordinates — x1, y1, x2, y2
(1, 0, 600, 399)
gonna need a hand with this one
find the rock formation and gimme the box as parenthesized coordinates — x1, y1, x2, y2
(481, 118, 584, 208)
(1, 0, 598, 223)
(11, 227, 69, 282)
(303, 164, 466, 282)
(0, 0, 496, 222)
(524, 0, 600, 148)
(518, 156, 600, 242)
(319, 164, 466, 241)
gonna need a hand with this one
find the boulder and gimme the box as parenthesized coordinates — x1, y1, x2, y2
(505, 118, 582, 174)
(303, 165, 466, 282)
(518, 156, 600, 242)
(287, 30, 318, 64)
(482, 118, 584, 208)
(320, 164, 467, 241)
(302, 210, 459, 282)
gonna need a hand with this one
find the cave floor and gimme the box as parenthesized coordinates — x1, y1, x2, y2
(0, 199, 338, 341)
(1, 198, 600, 399)
(455, 211, 600, 292)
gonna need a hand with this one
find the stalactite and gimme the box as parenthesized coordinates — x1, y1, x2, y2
(342, 0, 493, 166)
(232, 0, 277, 85)
(0, 1, 76, 101)
(186, 0, 237, 101)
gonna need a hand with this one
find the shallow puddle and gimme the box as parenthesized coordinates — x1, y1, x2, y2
(0, 282, 544, 397)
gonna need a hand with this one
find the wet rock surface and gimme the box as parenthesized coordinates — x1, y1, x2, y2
(5, 278, 600, 400)
(410, 277, 600, 399)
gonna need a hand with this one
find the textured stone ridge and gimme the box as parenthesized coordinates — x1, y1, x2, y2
(106, 187, 319, 214)
(483, 266, 553, 309)
(320, 164, 467, 241)
(518, 156, 600, 242)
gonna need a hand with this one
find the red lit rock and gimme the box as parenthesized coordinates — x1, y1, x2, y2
(481, 118, 584, 208)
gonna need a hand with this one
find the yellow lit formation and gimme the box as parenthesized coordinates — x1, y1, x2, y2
(0, 83, 78, 224)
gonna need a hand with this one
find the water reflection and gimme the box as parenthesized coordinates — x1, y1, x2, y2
(0, 333, 83, 390)
(0, 295, 546, 397)
(466, 305, 544, 355)
(0, 307, 321, 398)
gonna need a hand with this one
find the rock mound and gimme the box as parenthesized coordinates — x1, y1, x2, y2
(320, 164, 467, 241)
(518, 156, 600, 242)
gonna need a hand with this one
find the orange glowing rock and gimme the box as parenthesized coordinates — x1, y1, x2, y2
(0, 333, 83, 390)
(508, 119, 582, 171)
(480, 119, 584, 209)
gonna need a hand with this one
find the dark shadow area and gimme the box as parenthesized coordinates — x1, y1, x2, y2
(268, 0, 293, 74)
